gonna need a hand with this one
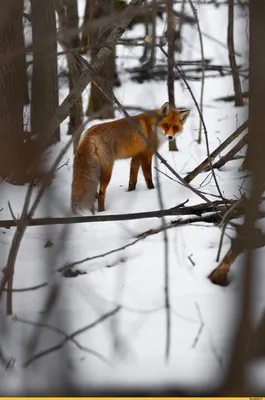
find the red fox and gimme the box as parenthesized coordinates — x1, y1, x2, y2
(71, 102, 190, 213)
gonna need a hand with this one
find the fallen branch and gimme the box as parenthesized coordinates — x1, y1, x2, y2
(58, 213, 225, 275)
(204, 134, 248, 171)
(58, 236, 144, 273)
(0, 200, 238, 229)
(59, 200, 247, 275)
(215, 91, 249, 102)
(136, 207, 243, 239)
(184, 120, 248, 183)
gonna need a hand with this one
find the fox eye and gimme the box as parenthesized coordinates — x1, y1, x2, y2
(163, 124, 169, 130)
(173, 125, 178, 131)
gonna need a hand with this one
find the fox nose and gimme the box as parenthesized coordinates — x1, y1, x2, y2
(168, 135, 174, 141)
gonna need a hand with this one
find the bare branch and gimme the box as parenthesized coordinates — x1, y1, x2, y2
(14, 316, 111, 366)
(23, 306, 121, 367)
(3, 282, 48, 292)
(191, 302, 204, 348)
(188, 0, 205, 144)
(227, 0, 244, 106)
(205, 134, 248, 171)
(184, 120, 248, 183)
(160, 46, 225, 203)
(153, 123, 171, 361)
(58, 200, 246, 275)
(0, 200, 239, 229)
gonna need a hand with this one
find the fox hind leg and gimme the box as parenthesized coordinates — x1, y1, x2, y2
(141, 154, 154, 189)
(98, 163, 113, 212)
(128, 155, 141, 191)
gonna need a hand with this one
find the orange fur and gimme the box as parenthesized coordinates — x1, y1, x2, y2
(71, 102, 190, 213)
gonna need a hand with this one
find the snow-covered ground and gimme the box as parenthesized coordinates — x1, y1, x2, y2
(1, 1, 261, 395)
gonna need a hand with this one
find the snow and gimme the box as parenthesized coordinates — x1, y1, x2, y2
(1, 1, 263, 395)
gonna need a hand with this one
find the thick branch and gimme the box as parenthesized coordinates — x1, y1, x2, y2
(0, 200, 237, 229)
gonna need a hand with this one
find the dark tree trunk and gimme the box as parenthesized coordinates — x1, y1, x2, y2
(167, 0, 178, 151)
(31, 0, 60, 144)
(81, 0, 90, 54)
(65, 0, 83, 141)
(0, 0, 29, 183)
(175, 0, 186, 53)
(86, 0, 116, 119)
(227, 0, 244, 107)
(219, 1, 265, 393)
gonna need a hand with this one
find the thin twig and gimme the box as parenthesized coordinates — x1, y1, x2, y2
(23, 306, 121, 367)
(3, 282, 48, 292)
(227, 0, 244, 106)
(58, 236, 145, 273)
(7, 201, 18, 225)
(58, 201, 244, 275)
(188, 0, 205, 144)
(14, 316, 110, 366)
(154, 125, 171, 362)
(4, 185, 34, 315)
(192, 302, 204, 348)
(0, 345, 15, 370)
(184, 120, 248, 183)
(0, 127, 81, 313)
(216, 196, 245, 262)
(160, 46, 225, 203)
(205, 134, 248, 171)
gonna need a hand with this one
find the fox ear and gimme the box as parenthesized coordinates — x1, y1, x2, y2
(179, 109, 190, 123)
(161, 102, 172, 116)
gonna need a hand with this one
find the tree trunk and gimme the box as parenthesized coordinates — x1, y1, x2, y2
(175, 0, 186, 53)
(0, 0, 29, 183)
(86, 0, 116, 119)
(81, 0, 90, 54)
(227, 0, 244, 107)
(167, 0, 178, 151)
(65, 0, 83, 141)
(31, 0, 60, 144)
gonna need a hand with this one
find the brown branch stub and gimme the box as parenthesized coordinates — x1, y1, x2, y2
(208, 225, 265, 287)
(208, 241, 242, 286)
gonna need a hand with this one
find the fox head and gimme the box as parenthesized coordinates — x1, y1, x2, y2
(158, 102, 190, 141)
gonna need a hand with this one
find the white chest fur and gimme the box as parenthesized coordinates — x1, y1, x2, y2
(153, 126, 167, 146)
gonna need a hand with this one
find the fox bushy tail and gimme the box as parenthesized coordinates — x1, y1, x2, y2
(71, 145, 101, 214)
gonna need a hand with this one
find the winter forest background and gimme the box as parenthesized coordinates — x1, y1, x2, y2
(0, 0, 264, 396)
